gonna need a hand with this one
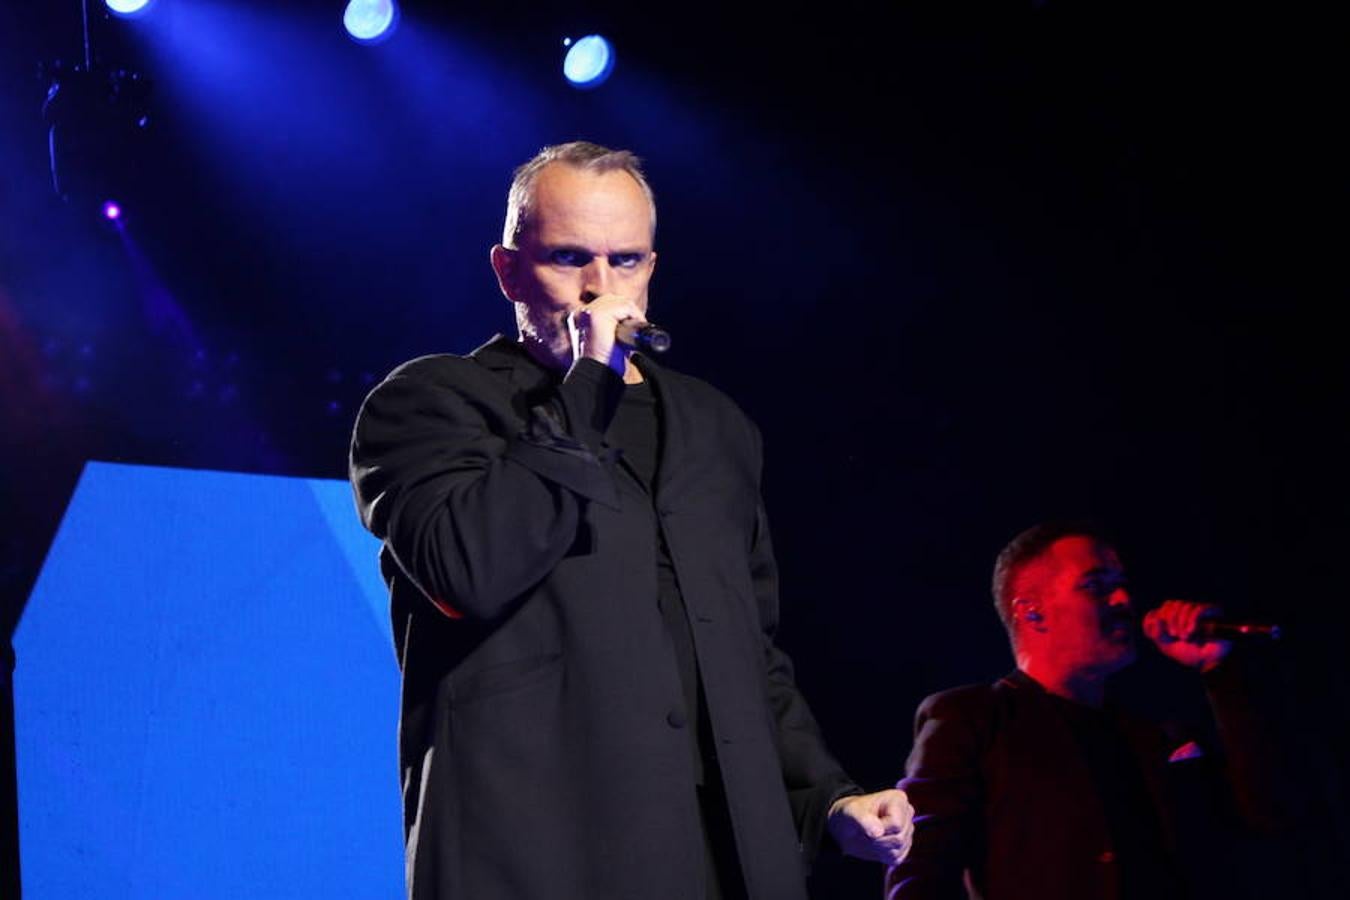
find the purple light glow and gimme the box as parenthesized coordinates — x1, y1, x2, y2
(102, 201, 122, 221)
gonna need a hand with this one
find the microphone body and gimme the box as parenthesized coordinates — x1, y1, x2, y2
(1196, 619, 1282, 641)
(616, 320, 671, 353)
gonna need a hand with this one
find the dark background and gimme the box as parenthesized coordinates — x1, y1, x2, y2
(2, 1, 1346, 896)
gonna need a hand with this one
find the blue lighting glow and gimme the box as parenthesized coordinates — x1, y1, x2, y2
(344, 0, 399, 44)
(563, 34, 615, 88)
(106, 0, 154, 17)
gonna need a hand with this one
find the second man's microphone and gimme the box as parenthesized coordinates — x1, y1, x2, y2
(616, 320, 672, 353)
(1196, 618, 1282, 641)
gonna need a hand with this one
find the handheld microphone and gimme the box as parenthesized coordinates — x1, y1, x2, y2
(1196, 619, 1282, 641)
(616, 320, 672, 353)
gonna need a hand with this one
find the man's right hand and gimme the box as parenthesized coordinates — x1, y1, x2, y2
(827, 789, 915, 866)
(1143, 599, 1232, 673)
(568, 294, 647, 378)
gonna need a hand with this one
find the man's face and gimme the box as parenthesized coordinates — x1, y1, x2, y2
(492, 163, 656, 366)
(1024, 536, 1137, 676)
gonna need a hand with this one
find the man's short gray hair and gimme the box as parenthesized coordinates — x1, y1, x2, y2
(501, 141, 657, 248)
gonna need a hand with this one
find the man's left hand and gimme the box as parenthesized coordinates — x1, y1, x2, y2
(826, 788, 914, 865)
(1143, 599, 1232, 672)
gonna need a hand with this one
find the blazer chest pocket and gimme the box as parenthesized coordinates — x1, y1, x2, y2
(448, 653, 563, 707)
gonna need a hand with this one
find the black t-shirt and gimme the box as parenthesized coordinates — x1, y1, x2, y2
(608, 379, 710, 784)
(1051, 695, 1188, 900)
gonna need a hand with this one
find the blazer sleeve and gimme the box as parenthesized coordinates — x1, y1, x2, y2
(885, 688, 990, 900)
(1201, 655, 1305, 834)
(349, 356, 623, 621)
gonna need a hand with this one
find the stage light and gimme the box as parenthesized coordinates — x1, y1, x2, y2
(563, 35, 614, 89)
(106, 0, 154, 17)
(344, 0, 399, 44)
(102, 200, 122, 221)
(42, 64, 153, 207)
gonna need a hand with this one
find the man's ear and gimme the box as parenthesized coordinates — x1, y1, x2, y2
(489, 244, 518, 302)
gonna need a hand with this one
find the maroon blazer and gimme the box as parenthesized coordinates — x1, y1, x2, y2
(884, 668, 1264, 900)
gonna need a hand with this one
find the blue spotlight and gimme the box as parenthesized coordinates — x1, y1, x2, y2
(344, 0, 399, 44)
(105, 0, 154, 17)
(563, 35, 615, 89)
(101, 200, 122, 221)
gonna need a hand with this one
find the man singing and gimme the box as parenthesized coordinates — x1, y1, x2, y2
(886, 521, 1281, 900)
(350, 141, 912, 899)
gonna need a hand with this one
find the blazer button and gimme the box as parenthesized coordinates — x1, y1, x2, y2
(1097, 850, 1116, 864)
(666, 709, 687, 728)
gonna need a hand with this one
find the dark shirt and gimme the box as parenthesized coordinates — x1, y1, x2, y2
(607, 376, 708, 784)
(1050, 695, 1187, 900)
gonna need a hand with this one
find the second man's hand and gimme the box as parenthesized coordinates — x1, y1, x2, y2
(1143, 599, 1232, 672)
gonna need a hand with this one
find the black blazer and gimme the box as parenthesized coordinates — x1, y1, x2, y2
(350, 337, 855, 900)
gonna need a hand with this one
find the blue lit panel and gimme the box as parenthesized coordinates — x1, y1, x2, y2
(14, 462, 404, 898)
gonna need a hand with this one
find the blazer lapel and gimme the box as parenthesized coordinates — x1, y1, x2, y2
(471, 334, 557, 396)
(477, 336, 654, 499)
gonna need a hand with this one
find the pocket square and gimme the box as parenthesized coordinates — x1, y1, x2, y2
(1168, 740, 1204, 762)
